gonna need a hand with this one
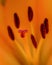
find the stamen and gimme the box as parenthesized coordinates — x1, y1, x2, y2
(28, 6, 33, 22)
(31, 34, 37, 48)
(40, 24, 46, 39)
(7, 26, 15, 40)
(14, 13, 20, 28)
(44, 18, 49, 33)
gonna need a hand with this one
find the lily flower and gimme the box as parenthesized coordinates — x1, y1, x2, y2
(0, 0, 52, 65)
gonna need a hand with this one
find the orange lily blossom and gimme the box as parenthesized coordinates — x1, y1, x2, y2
(0, 0, 52, 65)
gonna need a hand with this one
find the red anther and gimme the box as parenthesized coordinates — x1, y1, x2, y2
(31, 34, 37, 48)
(40, 24, 46, 39)
(14, 13, 20, 28)
(7, 26, 15, 40)
(28, 6, 33, 22)
(44, 18, 49, 33)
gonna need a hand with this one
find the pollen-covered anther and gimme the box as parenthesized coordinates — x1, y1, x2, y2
(28, 6, 33, 22)
(31, 34, 37, 48)
(7, 26, 15, 40)
(14, 13, 20, 28)
(44, 18, 49, 33)
(40, 24, 46, 39)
